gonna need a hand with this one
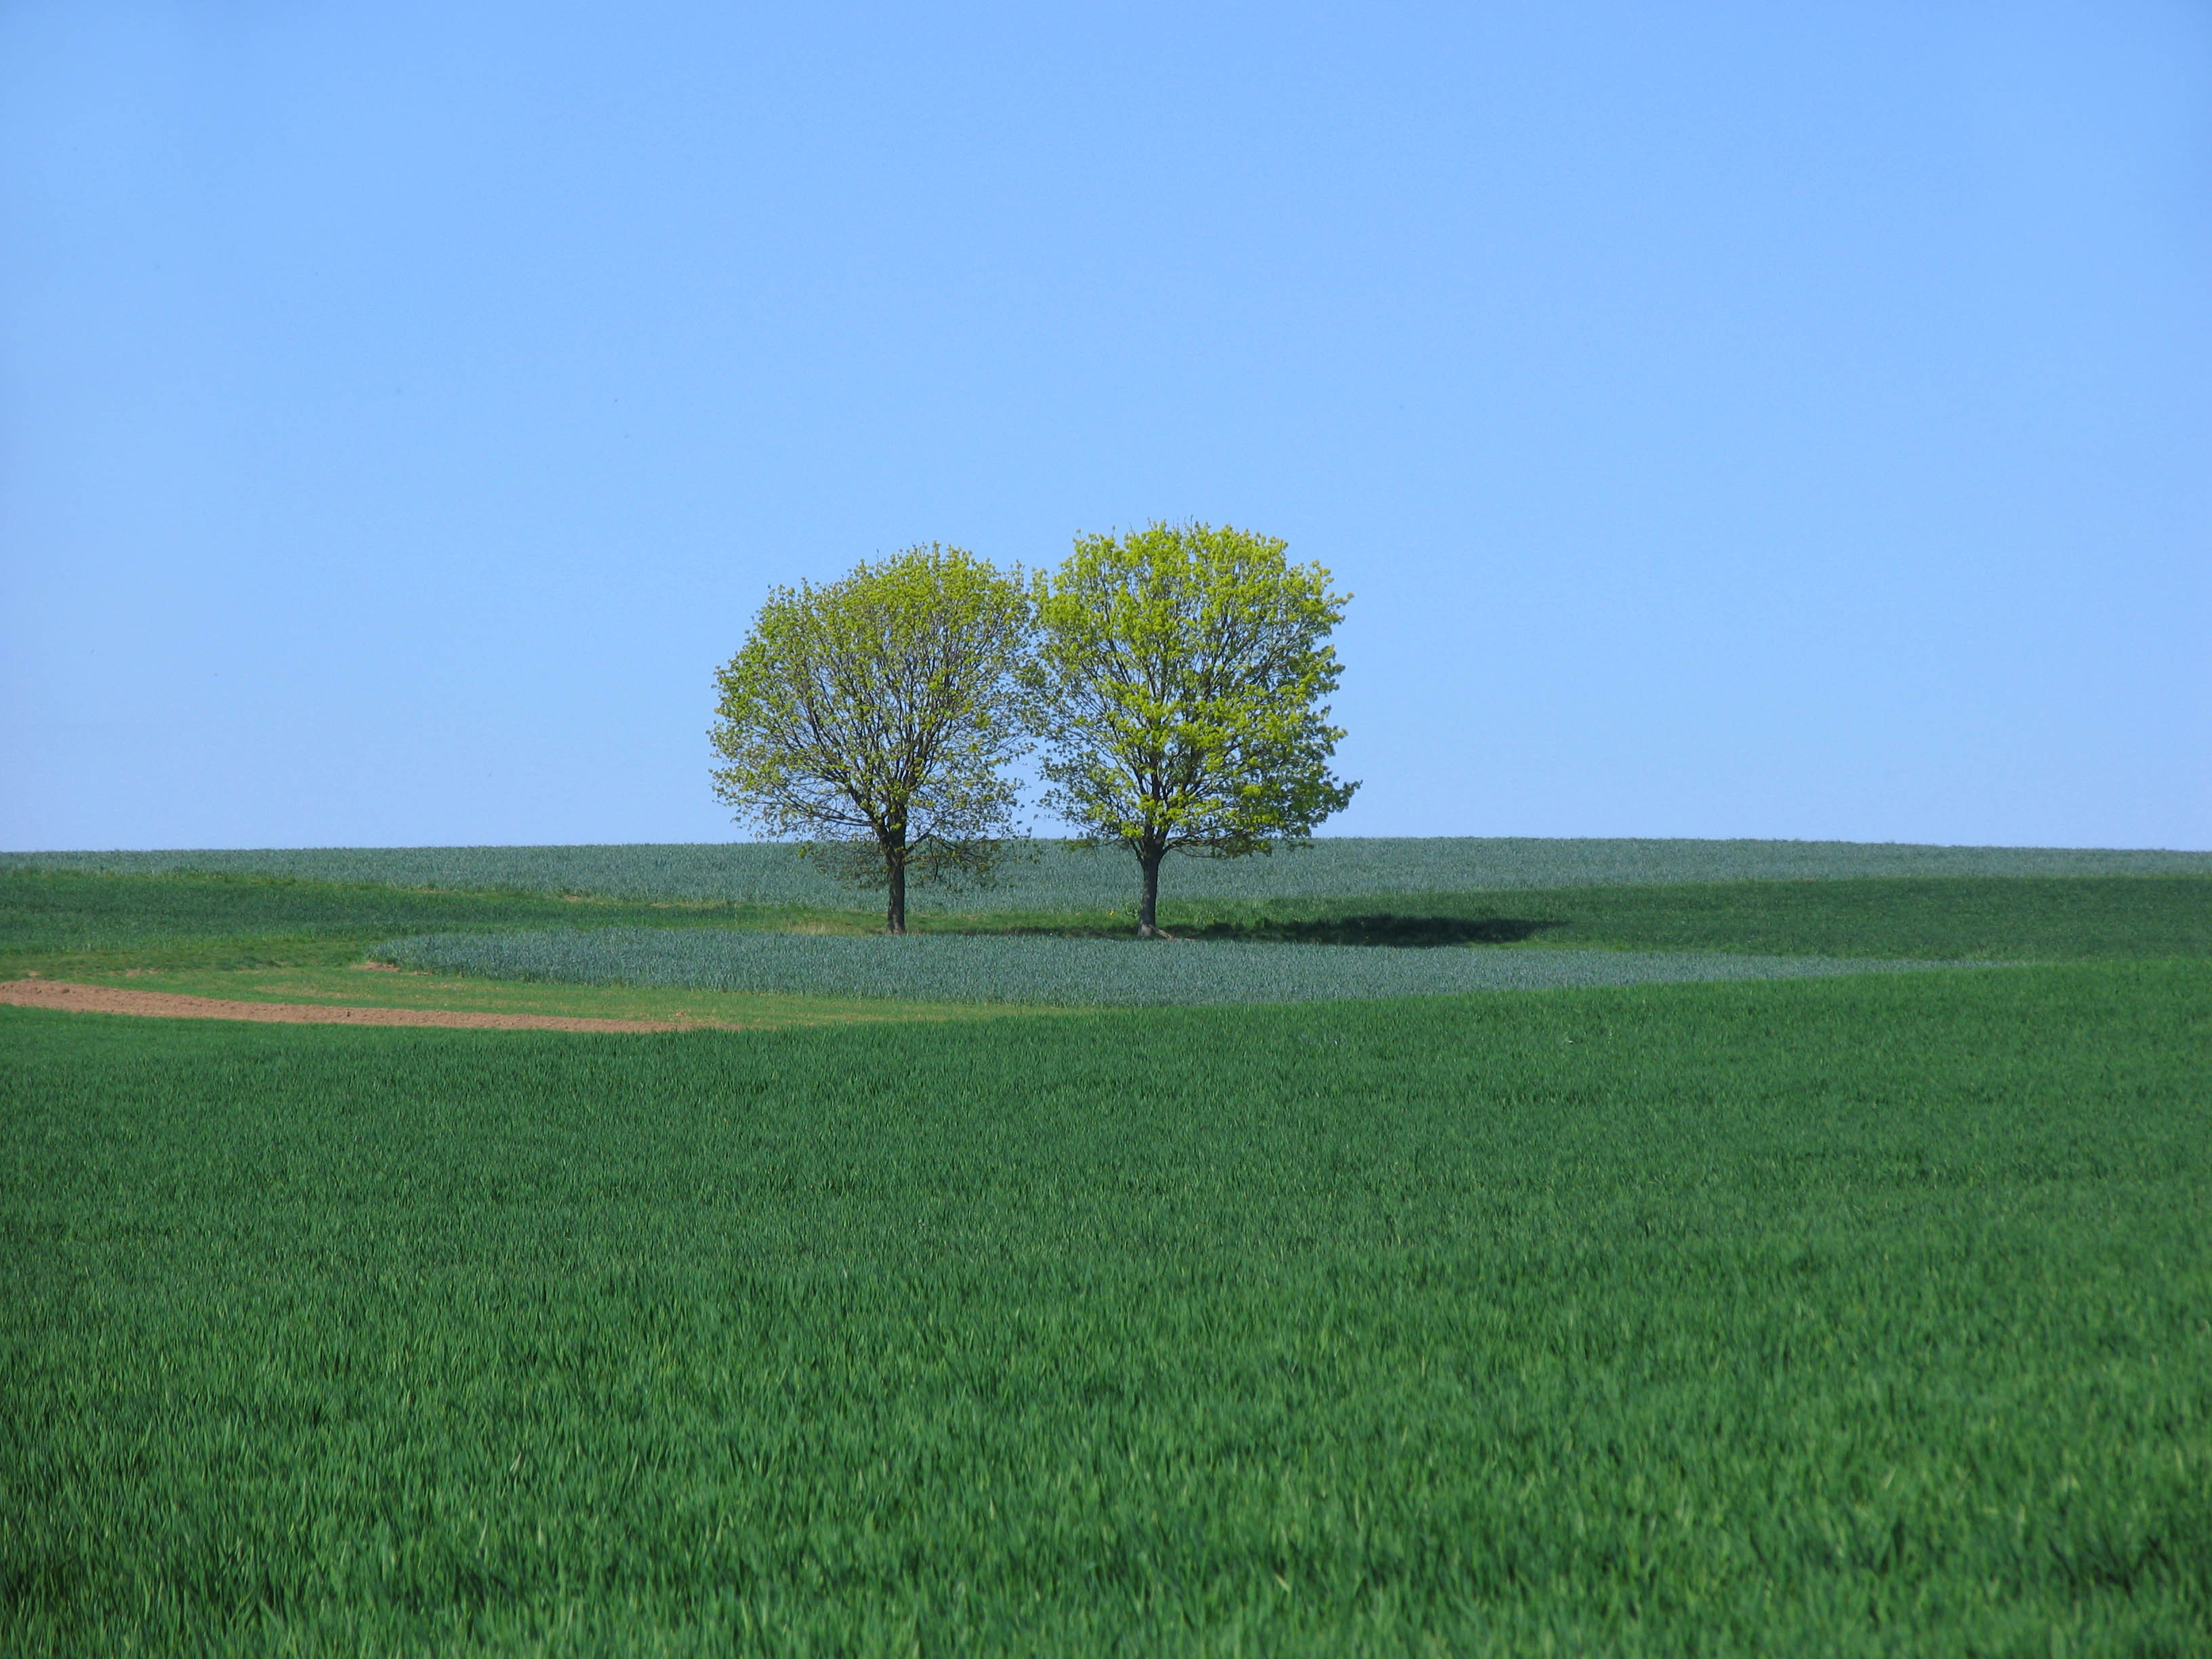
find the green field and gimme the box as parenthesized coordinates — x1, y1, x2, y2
(0, 869, 790, 979)
(3, 848, 2209, 1652)
(1171, 872, 2212, 960)
(374, 925, 1950, 1006)
(7, 834, 2208, 911)
(7, 867, 2208, 982)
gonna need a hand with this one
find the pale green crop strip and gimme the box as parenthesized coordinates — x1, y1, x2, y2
(7, 836, 2209, 909)
(373, 926, 1957, 1006)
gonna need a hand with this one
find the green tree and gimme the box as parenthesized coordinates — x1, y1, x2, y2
(1025, 520, 1357, 936)
(709, 544, 1031, 934)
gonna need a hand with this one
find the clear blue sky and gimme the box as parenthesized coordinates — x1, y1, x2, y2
(5, 1, 2207, 851)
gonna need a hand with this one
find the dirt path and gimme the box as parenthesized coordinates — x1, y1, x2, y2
(0, 980, 735, 1033)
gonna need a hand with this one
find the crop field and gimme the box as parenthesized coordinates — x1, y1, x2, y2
(5, 961, 2209, 1654)
(3, 844, 2208, 1652)
(0, 869, 779, 977)
(7, 834, 2209, 911)
(7, 867, 2207, 985)
(375, 924, 1950, 1006)
(1185, 874, 2212, 961)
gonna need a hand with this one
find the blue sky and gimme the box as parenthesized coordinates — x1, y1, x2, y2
(4, 1, 2207, 851)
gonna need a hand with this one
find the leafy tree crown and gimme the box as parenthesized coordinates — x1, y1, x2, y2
(1025, 520, 1356, 860)
(709, 544, 1031, 888)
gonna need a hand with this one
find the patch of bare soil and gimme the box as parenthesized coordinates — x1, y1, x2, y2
(0, 980, 735, 1033)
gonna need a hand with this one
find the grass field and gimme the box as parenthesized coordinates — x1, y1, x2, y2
(1172, 873, 2212, 960)
(3, 846, 2208, 1652)
(7, 868, 2207, 985)
(4, 963, 2207, 1654)
(0, 869, 783, 980)
(373, 925, 1952, 1006)
(7, 834, 2209, 910)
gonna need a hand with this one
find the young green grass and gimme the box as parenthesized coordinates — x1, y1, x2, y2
(7, 835, 2207, 910)
(372, 924, 1954, 1006)
(1164, 873, 2212, 960)
(7, 869, 2205, 990)
(0, 869, 844, 981)
(3, 962, 2207, 1654)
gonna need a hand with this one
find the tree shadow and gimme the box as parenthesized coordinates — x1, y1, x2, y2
(1181, 914, 1567, 948)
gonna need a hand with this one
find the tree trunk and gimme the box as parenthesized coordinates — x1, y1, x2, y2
(1136, 846, 1164, 937)
(884, 833, 908, 935)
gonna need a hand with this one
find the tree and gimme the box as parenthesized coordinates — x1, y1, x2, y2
(1025, 520, 1357, 936)
(709, 544, 1031, 934)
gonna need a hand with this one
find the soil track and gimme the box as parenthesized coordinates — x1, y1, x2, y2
(0, 979, 733, 1033)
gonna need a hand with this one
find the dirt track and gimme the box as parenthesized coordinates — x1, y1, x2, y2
(0, 979, 728, 1033)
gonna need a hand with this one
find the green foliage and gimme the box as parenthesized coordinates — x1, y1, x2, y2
(4, 963, 2208, 1653)
(8, 837, 2208, 910)
(1027, 522, 1356, 930)
(375, 925, 1947, 1005)
(710, 544, 1031, 930)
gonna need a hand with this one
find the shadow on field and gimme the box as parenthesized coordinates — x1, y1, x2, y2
(1180, 914, 1567, 948)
